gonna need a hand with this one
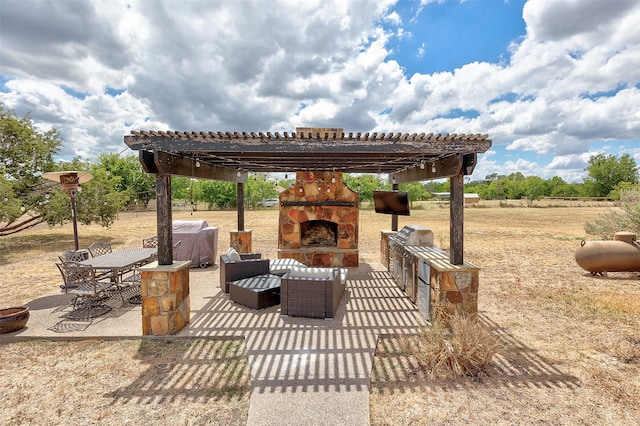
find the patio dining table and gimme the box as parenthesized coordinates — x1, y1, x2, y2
(80, 247, 157, 283)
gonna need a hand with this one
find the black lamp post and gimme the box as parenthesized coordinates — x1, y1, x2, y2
(43, 171, 93, 251)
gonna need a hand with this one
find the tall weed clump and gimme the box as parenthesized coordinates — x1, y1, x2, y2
(399, 307, 499, 379)
(585, 186, 640, 239)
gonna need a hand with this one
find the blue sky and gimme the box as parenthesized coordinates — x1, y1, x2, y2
(1, 0, 639, 183)
(388, 0, 526, 75)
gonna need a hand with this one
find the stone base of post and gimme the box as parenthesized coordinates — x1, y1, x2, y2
(230, 229, 252, 253)
(139, 261, 191, 336)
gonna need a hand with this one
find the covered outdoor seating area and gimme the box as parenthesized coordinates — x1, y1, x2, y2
(122, 127, 491, 334)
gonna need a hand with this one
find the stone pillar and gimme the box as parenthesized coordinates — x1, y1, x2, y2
(230, 229, 252, 253)
(415, 248, 479, 321)
(140, 261, 191, 336)
(380, 230, 395, 270)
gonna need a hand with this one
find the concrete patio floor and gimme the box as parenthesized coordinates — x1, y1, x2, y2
(2, 261, 426, 425)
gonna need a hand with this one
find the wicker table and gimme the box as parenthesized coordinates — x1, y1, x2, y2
(229, 274, 281, 310)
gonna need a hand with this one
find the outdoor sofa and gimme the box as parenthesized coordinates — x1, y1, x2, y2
(219, 250, 269, 293)
(280, 266, 345, 319)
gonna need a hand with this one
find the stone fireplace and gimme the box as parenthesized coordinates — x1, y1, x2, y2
(278, 171, 358, 267)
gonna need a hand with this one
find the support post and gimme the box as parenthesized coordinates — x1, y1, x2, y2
(449, 174, 464, 265)
(237, 182, 245, 231)
(391, 181, 399, 231)
(156, 173, 173, 265)
(70, 189, 80, 250)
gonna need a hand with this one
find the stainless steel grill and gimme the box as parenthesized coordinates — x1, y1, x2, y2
(388, 225, 434, 302)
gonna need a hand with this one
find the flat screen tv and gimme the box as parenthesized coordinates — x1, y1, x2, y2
(373, 190, 410, 216)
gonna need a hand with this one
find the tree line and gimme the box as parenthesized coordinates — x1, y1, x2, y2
(1, 105, 638, 235)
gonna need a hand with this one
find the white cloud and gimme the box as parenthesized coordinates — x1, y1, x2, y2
(0, 0, 638, 184)
(384, 11, 402, 26)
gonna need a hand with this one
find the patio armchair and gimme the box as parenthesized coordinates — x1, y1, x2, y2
(56, 261, 124, 318)
(280, 267, 345, 319)
(219, 249, 269, 293)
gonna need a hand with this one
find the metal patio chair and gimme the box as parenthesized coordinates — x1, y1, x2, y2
(88, 241, 112, 257)
(56, 261, 124, 319)
(142, 236, 158, 248)
(59, 250, 88, 263)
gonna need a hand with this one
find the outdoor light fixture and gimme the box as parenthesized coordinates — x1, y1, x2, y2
(431, 162, 437, 173)
(43, 171, 93, 251)
(195, 159, 201, 168)
(420, 161, 425, 170)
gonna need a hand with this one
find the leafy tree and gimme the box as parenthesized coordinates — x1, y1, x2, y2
(171, 176, 193, 201)
(399, 181, 431, 205)
(608, 181, 637, 201)
(424, 179, 450, 194)
(96, 153, 156, 206)
(584, 154, 638, 198)
(523, 176, 550, 202)
(0, 105, 61, 235)
(547, 176, 581, 197)
(344, 174, 388, 205)
(245, 174, 279, 208)
(41, 157, 128, 228)
(200, 180, 236, 209)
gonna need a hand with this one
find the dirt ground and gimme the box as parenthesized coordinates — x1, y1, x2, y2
(1, 201, 639, 424)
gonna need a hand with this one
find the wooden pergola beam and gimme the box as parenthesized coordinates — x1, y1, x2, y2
(150, 151, 248, 183)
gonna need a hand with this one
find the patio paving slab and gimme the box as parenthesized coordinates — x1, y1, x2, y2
(2, 262, 426, 426)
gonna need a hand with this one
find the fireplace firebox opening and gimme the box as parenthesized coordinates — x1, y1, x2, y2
(300, 220, 338, 247)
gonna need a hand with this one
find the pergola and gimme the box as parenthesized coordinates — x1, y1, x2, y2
(124, 128, 492, 266)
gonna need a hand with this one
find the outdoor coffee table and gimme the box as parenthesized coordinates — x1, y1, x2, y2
(229, 274, 281, 310)
(269, 258, 306, 276)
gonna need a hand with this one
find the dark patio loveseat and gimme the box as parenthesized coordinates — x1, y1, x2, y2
(219, 252, 269, 293)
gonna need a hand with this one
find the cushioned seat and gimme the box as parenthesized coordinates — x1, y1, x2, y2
(280, 267, 345, 319)
(269, 259, 348, 284)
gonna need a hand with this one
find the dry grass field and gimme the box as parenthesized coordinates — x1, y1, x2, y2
(1, 201, 639, 424)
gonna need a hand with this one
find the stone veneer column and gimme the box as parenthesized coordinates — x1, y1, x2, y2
(414, 248, 479, 321)
(230, 229, 252, 253)
(140, 261, 191, 336)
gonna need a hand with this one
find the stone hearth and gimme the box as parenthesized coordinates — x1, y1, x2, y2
(278, 171, 358, 267)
